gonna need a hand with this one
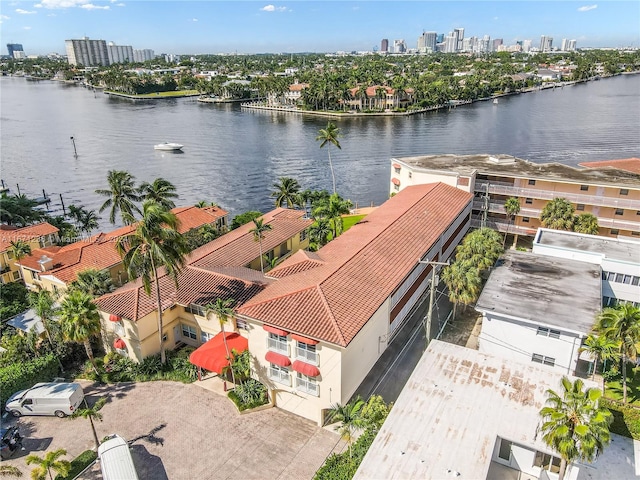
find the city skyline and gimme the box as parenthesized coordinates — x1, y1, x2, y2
(1, 1, 639, 56)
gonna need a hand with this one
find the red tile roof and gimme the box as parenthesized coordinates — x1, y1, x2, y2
(0, 222, 59, 252)
(289, 83, 309, 92)
(237, 183, 472, 347)
(578, 158, 640, 175)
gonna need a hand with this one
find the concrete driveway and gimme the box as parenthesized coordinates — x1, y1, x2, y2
(1, 381, 341, 479)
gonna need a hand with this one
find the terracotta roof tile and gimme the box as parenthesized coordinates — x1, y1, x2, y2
(0, 222, 59, 251)
(237, 184, 473, 347)
(578, 158, 640, 175)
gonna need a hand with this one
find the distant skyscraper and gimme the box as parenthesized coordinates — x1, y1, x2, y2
(393, 39, 406, 53)
(133, 49, 155, 63)
(381, 39, 389, 53)
(493, 39, 503, 51)
(436, 33, 444, 43)
(7, 43, 24, 59)
(417, 31, 437, 53)
(453, 28, 464, 52)
(107, 42, 134, 64)
(523, 40, 532, 52)
(65, 37, 110, 66)
(539, 35, 553, 52)
(444, 33, 457, 53)
(567, 39, 577, 51)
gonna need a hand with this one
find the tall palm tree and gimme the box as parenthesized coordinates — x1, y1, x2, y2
(579, 334, 620, 390)
(574, 213, 599, 235)
(205, 298, 237, 385)
(95, 170, 141, 225)
(28, 289, 64, 370)
(78, 209, 100, 235)
(116, 201, 189, 365)
(71, 397, 106, 450)
(455, 227, 503, 272)
(59, 290, 102, 373)
(26, 449, 70, 480)
(441, 260, 482, 321)
(594, 303, 640, 403)
(326, 397, 365, 459)
(271, 177, 301, 209)
(309, 218, 332, 249)
(9, 240, 31, 283)
(316, 122, 341, 194)
(250, 218, 272, 274)
(69, 268, 115, 298)
(138, 177, 179, 210)
(503, 197, 520, 248)
(540, 198, 575, 231)
(312, 193, 353, 240)
(539, 377, 612, 480)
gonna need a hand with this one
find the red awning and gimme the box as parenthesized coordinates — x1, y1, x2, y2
(113, 338, 126, 349)
(292, 360, 320, 377)
(263, 325, 289, 336)
(265, 351, 291, 367)
(391, 178, 401, 186)
(392, 163, 401, 169)
(189, 332, 248, 375)
(109, 314, 122, 322)
(291, 334, 319, 346)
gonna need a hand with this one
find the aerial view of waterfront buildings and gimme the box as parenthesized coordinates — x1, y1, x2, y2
(1, 1, 639, 479)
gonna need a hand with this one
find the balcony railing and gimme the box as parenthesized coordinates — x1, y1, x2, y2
(296, 377, 319, 396)
(267, 337, 289, 355)
(471, 218, 538, 235)
(474, 181, 640, 210)
(295, 347, 319, 366)
(269, 367, 291, 386)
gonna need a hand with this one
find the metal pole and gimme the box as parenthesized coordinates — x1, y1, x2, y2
(59, 193, 66, 217)
(16, 183, 21, 196)
(418, 259, 450, 348)
(70, 136, 78, 158)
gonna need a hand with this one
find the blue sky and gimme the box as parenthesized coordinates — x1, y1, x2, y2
(1, 1, 638, 55)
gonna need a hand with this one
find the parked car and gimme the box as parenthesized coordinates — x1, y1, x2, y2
(0, 426, 23, 459)
(5, 382, 84, 418)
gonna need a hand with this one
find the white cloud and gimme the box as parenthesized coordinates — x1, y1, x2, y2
(192, 18, 198, 22)
(23, 26, 32, 30)
(34, 0, 113, 9)
(116, 2, 125, 6)
(80, 4, 110, 10)
(261, 4, 287, 12)
(577, 4, 597, 12)
(0, 14, 10, 20)
(16, 8, 37, 14)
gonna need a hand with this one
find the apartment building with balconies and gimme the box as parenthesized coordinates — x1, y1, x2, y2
(390, 154, 640, 239)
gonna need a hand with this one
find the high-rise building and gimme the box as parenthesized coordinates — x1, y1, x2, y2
(444, 33, 457, 53)
(436, 33, 444, 43)
(567, 39, 577, 51)
(107, 42, 134, 64)
(65, 37, 110, 66)
(393, 39, 406, 54)
(6, 43, 24, 59)
(539, 35, 553, 52)
(493, 39, 503, 51)
(381, 39, 389, 53)
(133, 49, 155, 63)
(523, 40, 532, 52)
(453, 28, 464, 52)
(417, 31, 437, 53)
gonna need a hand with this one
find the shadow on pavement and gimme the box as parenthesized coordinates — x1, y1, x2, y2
(10, 436, 53, 458)
(83, 382, 136, 404)
(131, 444, 168, 480)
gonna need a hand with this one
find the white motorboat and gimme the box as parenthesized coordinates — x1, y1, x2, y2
(154, 142, 184, 151)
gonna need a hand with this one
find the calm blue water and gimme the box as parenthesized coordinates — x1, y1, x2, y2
(1, 74, 639, 228)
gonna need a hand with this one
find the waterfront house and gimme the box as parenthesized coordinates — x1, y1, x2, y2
(346, 85, 415, 111)
(0, 222, 59, 284)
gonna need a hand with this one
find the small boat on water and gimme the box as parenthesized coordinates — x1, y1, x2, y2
(154, 142, 183, 151)
(493, 98, 499, 105)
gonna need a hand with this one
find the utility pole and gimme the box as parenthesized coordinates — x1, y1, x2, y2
(70, 136, 78, 158)
(418, 258, 450, 348)
(481, 182, 489, 229)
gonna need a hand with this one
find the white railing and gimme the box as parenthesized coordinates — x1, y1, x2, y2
(296, 377, 319, 396)
(296, 347, 319, 365)
(267, 338, 289, 355)
(471, 218, 537, 235)
(269, 367, 291, 386)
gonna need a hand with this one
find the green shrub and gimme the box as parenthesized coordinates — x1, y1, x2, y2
(55, 449, 97, 480)
(136, 354, 163, 377)
(314, 428, 377, 480)
(0, 353, 59, 409)
(228, 380, 269, 411)
(602, 399, 640, 440)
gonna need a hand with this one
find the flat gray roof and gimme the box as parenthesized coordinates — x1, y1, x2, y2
(475, 250, 601, 334)
(7, 308, 44, 334)
(393, 154, 640, 188)
(536, 229, 640, 265)
(354, 340, 592, 480)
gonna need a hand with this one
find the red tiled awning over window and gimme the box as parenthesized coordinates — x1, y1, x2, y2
(109, 314, 122, 322)
(189, 332, 248, 375)
(292, 360, 320, 377)
(392, 163, 401, 169)
(113, 338, 126, 349)
(391, 178, 401, 186)
(263, 325, 289, 336)
(265, 351, 291, 367)
(291, 334, 319, 345)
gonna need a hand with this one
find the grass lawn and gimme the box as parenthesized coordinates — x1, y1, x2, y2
(605, 365, 640, 405)
(104, 89, 199, 99)
(342, 214, 366, 232)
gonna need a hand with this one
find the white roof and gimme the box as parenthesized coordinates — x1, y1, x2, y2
(354, 341, 597, 480)
(98, 435, 138, 480)
(29, 382, 81, 398)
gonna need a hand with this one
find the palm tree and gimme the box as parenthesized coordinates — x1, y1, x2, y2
(116, 201, 189, 365)
(28, 289, 64, 370)
(441, 260, 482, 321)
(0, 465, 23, 477)
(9, 240, 31, 283)
(95, 170, 142, 225)
(579, 334, 620, 389)
(71, 397, 106, 450)
(312, 193, 353, 240)
(594, 303, 640, 403)
(205, 298, 237, 385)
(78, 209, 100, 235)
(540, 198, 575, 231)
(26, 449, 71, 480)
(455, 227, 503, 272)
(316, 122, 341, 194)
(69, 268, 115, 297)
(138, 177, 179, 210)
(271, 177, 301, 209)
(249, 218, 272, 274)
(574, 213, 599, 235)
(59, 289, 102, 372)
(326, 397, 365, 459)
(503, 197, 520, 248)
(309, 218, 332, 249)
(539, 377, 612, 480)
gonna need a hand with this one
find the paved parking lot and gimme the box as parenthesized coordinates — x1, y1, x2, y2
(2, 381, 341, 479)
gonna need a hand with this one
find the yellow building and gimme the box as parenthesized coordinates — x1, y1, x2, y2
(390, 155, 640, 239)
(0, 223, 59, 284)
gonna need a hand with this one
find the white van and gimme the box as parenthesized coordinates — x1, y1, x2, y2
(5, 382, 84, 418)
(98, 435, 139, 480)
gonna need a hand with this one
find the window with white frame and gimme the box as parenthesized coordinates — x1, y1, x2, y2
(296, 372, 319, 396)
(12, 271, 21, 280)
(181, 324, 197, 340)
(300, 229, 308, 242)
(534, 451, 561, 473)
(113, 322, 124, 337)
(269, 364, 290, 386)
(296, 342, 318, 365)
(267, 333, 288, 354)
(536, 327, 561, 339)
(185, 303, 206, 317)
(236, 318, 249, 330)
(200, 331, 214, 343)
(532, 353, 555, 367)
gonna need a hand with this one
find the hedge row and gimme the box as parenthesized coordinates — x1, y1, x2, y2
(314, 429, 377, 480)
(602, 399, 640, 440)
(0, 353, 59, 409)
